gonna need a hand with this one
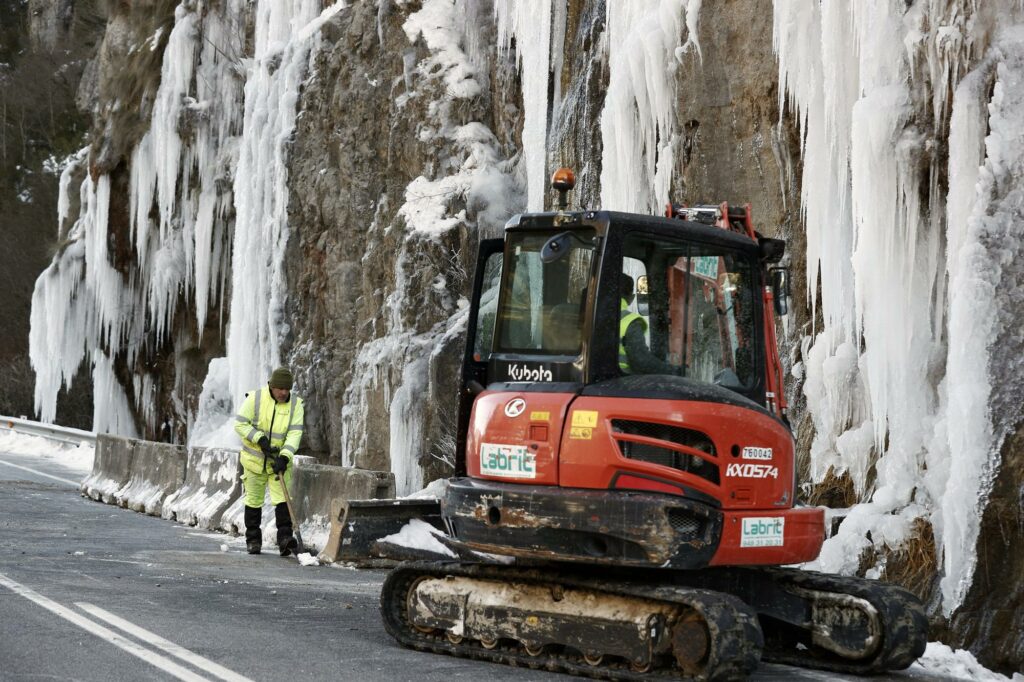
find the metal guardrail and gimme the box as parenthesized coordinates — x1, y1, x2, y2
(0, 415, 97, 446)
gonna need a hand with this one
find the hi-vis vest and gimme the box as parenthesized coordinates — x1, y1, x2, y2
(619, 298, 648, 373)
(234, 387, 304, 474)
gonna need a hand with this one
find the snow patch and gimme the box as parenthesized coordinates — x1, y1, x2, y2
(910, 642, 1013, 681)
(380, 518, 456, 558)
(0, 431, 95, 473)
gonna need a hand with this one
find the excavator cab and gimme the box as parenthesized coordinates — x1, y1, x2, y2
(381, 171, 927, 680)
(448, 193, 818, 569)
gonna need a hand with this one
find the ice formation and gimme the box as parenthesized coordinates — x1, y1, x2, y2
(26, 0, 1024, 618)
(222, 0, 345, 407)
(30, 0, 344, 444)
(341, 0, 518, 494)
(600, 0, 697, 213)
(774, 0, 1024, 612)
(494, 0, 553, 211)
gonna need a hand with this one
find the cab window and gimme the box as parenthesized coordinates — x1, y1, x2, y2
(494, 231, 595, 355)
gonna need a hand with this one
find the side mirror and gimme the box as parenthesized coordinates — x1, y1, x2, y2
(540, 231, 595, 264)
(770, 268, 790, 316)
(758, 237, 786, 263)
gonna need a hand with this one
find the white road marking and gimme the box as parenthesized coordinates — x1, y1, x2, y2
(0, 572, 211, 682)
(76, 603, 253, 682)
(0, 458, 81, 486)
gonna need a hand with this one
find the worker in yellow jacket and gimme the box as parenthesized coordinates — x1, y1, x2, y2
(234, 367, 305, 556)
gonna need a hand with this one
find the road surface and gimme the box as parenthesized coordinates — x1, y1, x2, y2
(0, 445, 960, 681)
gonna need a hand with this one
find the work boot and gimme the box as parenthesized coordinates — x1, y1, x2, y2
(275, 502, 297, 557)
(244, 505, 262, 555)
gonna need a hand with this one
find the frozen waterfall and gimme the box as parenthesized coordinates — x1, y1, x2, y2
(775, 0, 1024, 613)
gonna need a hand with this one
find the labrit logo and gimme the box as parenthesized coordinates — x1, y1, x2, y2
(726, 463, 778, 479)
(480, 443, 536, 479)
(740, 517, 785, 547)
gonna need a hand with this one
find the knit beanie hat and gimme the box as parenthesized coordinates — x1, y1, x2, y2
(269, 367, 294, 390)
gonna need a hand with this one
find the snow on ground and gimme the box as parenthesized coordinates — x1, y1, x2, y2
(403, 477, 448, 499)
(298, 513, 330, 554)
(911, 642, 1018, 681)
(381, 518, 456, 558)
(0, 430, 94, 474)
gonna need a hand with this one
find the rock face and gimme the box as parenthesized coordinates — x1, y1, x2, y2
(285, 1, 521, 490)
(0, 0, 103, 423)
(14, 0, 1024, 672)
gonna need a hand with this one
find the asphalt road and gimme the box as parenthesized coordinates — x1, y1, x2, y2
(0, 446, 961, 682)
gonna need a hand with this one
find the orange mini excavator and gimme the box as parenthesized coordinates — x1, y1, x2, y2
(379, 170, 927, 680)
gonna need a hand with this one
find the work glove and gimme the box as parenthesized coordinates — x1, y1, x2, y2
(257, 435, 273, 455)
(271, 453, 289, 474)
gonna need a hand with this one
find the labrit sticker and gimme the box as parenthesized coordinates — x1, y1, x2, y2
(569, 427, 592, 440)
(742, 446, 773, 461)
(480, 443, 536, 479)
(727, 463, 778, 479)
(740, 517, 785, 547)
(530, 411, 550, 421)
(571, 410, 598, 428)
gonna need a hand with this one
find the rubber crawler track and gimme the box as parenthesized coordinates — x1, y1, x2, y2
(380, 562, 762, 681)
(754, 567, 928, 675)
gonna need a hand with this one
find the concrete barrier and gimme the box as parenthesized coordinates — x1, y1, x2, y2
(81, 435, 399, 555)
(113, 441, 187, 515)
(81, 435, 136, 503)
(217, 458, 395, 552)
(161, 447, 242, 529)
(291, 464, 396, 551)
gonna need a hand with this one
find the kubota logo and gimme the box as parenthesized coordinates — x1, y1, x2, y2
(727, 463, 779, 479)
(507, 363, 553, 382)
(504, 398, 526, 418)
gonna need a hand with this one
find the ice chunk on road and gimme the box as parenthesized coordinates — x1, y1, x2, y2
(296, 552, 320, 567)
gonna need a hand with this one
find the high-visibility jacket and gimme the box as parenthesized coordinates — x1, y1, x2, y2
(234, 387, 304, 474)
(619, 298, 648, 373)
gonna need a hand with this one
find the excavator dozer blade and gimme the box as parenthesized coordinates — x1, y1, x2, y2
(321, 499, 443, 565)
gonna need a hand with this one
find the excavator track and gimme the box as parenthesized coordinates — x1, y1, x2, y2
(381, 561, 763, 681)
(654, 565, 927, 676)
(748, 568, 928, 675)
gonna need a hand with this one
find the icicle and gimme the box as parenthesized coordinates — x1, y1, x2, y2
(494, 0, 552, 211)
(774, 0, 1024, 615)
(599, 0, 689, 213)
(932, 33, 1024, 614)
(220, 0, 346, 413)
(681, 0, 702, 63)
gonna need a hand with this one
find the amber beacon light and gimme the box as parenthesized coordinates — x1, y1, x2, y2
(551, 167, 576, 210)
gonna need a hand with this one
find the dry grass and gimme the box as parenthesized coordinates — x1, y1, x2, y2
(881, 518, 939, 600)
(804, 467, 859, 508)
(855, 517, 938, 602)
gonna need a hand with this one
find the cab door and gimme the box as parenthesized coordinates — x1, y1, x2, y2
(455, 239, 504, 475)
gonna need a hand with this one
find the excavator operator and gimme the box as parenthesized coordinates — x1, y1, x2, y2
(619, 273, 680, 376)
